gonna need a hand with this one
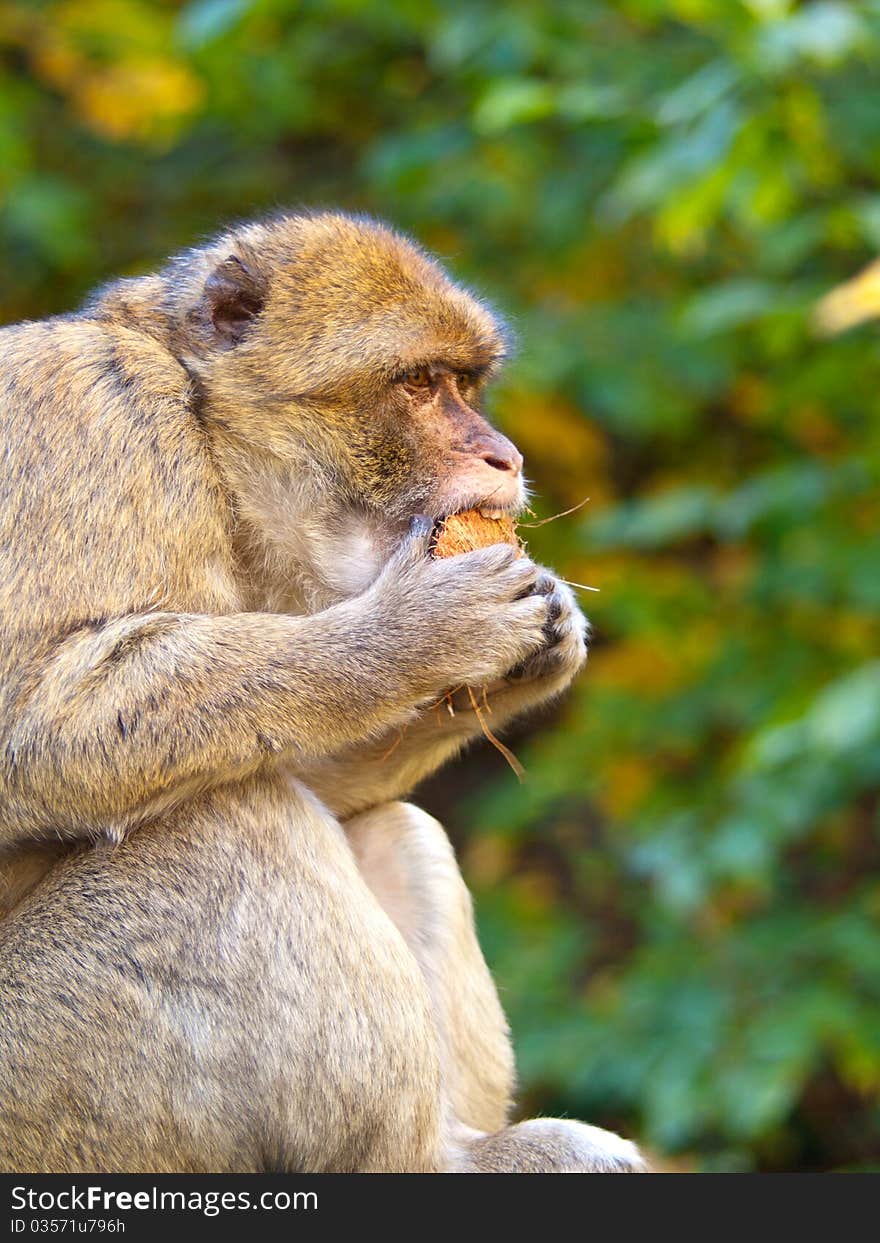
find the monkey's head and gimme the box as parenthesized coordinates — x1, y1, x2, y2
(167, 212, 525, 600)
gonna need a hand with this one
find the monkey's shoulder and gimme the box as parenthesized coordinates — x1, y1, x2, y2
(0, 314, 192, 417)
(0, 315, 217, 511)
(0, 315, 238, 622)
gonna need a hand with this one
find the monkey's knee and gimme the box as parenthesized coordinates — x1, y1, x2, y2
(346, 801, 514, 1134)
(346, 801, 465, 945)
(449, 1119, 648, 1174)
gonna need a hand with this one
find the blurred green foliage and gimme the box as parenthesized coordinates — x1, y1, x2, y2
(2, 0, 879, 1171)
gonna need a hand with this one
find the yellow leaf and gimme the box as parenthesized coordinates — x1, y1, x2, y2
(76, 59, 204, 144)
(814, 259, 880, 336)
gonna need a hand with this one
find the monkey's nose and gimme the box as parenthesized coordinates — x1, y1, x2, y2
(476, 436, 523, 476)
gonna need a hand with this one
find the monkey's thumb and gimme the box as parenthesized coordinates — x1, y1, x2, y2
(376, 515, 436, 588)
(400, 513, 436, 560)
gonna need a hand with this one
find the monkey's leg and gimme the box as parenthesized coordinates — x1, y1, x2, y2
(346, 801, 514, 1134)
(346, 801, 647, 1173)
(448, 1119, 647, 1173)
(0, 776, 443, 1173)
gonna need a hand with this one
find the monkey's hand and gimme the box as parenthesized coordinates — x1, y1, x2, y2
(427, 566, 588, 728)
(293, 556, 586, 819)
(366, 518, 553, 696)
(503, 569, 588, 694)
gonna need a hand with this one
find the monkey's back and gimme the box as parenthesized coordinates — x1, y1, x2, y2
(0, 317, 237, 655)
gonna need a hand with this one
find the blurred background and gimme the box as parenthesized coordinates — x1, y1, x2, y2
(2, 0, 879, 1171)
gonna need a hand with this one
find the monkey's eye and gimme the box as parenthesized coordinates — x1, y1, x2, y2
(402, 367, 432, 391)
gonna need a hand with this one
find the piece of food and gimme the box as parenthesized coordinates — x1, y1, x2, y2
(431, 508, 522, 558)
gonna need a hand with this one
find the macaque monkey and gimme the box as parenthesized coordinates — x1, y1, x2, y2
(0, 212, 644, 1173)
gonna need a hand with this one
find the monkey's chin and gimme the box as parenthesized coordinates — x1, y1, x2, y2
(431, 474, 527, 524)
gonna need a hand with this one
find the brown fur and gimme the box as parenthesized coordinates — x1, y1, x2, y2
(0, 211, 644, 1172)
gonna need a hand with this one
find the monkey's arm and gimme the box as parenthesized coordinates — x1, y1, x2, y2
(296, 575, 587, 819)
(0, 609, 409, 840)
(0, 544, 551, 843)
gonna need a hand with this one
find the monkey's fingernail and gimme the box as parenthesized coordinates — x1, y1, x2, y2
(409, 514, 434, 539)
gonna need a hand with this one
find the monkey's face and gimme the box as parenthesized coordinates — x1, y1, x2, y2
(337, 357, 525, 522)
(195, 213, 526, 599)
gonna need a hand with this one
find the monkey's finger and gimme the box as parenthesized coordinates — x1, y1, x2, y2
(507, 560, 541, 600)
(509, 593, 551, 629)
(408, 513, 434, 541)
(544, 594, 563, 631)
(451, 542, 525, 579)
(390, 514, 436, 566)
(532, 572, 556, 599)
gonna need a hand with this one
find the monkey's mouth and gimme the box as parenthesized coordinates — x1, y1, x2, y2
(428, 504, 517, 535)
(429, 506, 522, 560)
(423, 481, 526, 534)
(434, 502, 519, 523)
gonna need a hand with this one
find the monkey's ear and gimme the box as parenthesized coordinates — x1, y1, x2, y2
(203, 255, 266, 346)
